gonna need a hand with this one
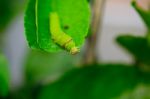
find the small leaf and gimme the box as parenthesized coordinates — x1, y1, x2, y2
(132, 0, 150, 30)
(117, 35, 150, 66)
(0, 53, 9, 97)
(24, 0, 91, 53)
(38, 64, 144, 99)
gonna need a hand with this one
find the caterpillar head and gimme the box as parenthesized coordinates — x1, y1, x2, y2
(70, 47, 79, 55)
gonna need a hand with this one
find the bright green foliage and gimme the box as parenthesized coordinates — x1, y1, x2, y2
(24, 50, 82, 85)
(132, 0, 150, 30)
(38, 64, 150, 99)
(117, 35, 150, 66)
(0, 53, 9, 97)
(24, 0, 90, 53)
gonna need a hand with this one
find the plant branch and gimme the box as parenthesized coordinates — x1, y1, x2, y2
(83, 0, 105, 64)
(149, 1, 150, 11)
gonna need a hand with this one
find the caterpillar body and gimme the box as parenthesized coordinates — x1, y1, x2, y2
(49, 12, 79, 55)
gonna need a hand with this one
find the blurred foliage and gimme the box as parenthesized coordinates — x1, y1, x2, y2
(38, 64, 150, 99)
(0, 53, 9, 97)
(24, 50, 82, 86)
(116, 1, 150, 67)
(8, 50, 83, 99)
(0, 0, 26, 32)
(116, 35, 150, 66)
(0, 0, 14, 32)
(132, 0, 150, 30)
(118, 85, 150, 99)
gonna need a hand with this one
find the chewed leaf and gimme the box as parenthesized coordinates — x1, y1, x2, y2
(132, 0, 150, 30)
(24, 0, 91, 53)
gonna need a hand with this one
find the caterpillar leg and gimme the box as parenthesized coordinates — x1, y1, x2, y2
(49, 12, 79, 54)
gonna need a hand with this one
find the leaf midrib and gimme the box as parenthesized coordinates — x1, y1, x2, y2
(35, 0, 39, 45)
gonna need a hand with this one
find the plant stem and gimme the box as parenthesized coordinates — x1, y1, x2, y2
(83, 0, 105, 65)
(149, 3, 150, 12)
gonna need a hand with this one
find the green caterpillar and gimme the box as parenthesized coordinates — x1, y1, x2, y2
(49, 12, 79, 55)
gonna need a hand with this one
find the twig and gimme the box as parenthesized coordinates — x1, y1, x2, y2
(83, 0, 105, 65)
(149, 0, 150, 11)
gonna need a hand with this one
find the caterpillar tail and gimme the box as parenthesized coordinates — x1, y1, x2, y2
(49, 12, 79, 55)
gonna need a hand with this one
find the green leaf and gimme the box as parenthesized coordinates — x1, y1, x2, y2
(24, 0, 91, 52)
(132, 0, 150, 30)
(38, 64, 147, 99)
(24, 50, 82, 85)
(0, 53, 9, 97)
(117, 35, 150, 66)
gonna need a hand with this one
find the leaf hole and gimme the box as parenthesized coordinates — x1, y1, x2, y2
(63, 25, 69, 30)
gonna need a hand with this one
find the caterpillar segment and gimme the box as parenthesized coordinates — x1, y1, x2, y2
(49, 12, 79, 54)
